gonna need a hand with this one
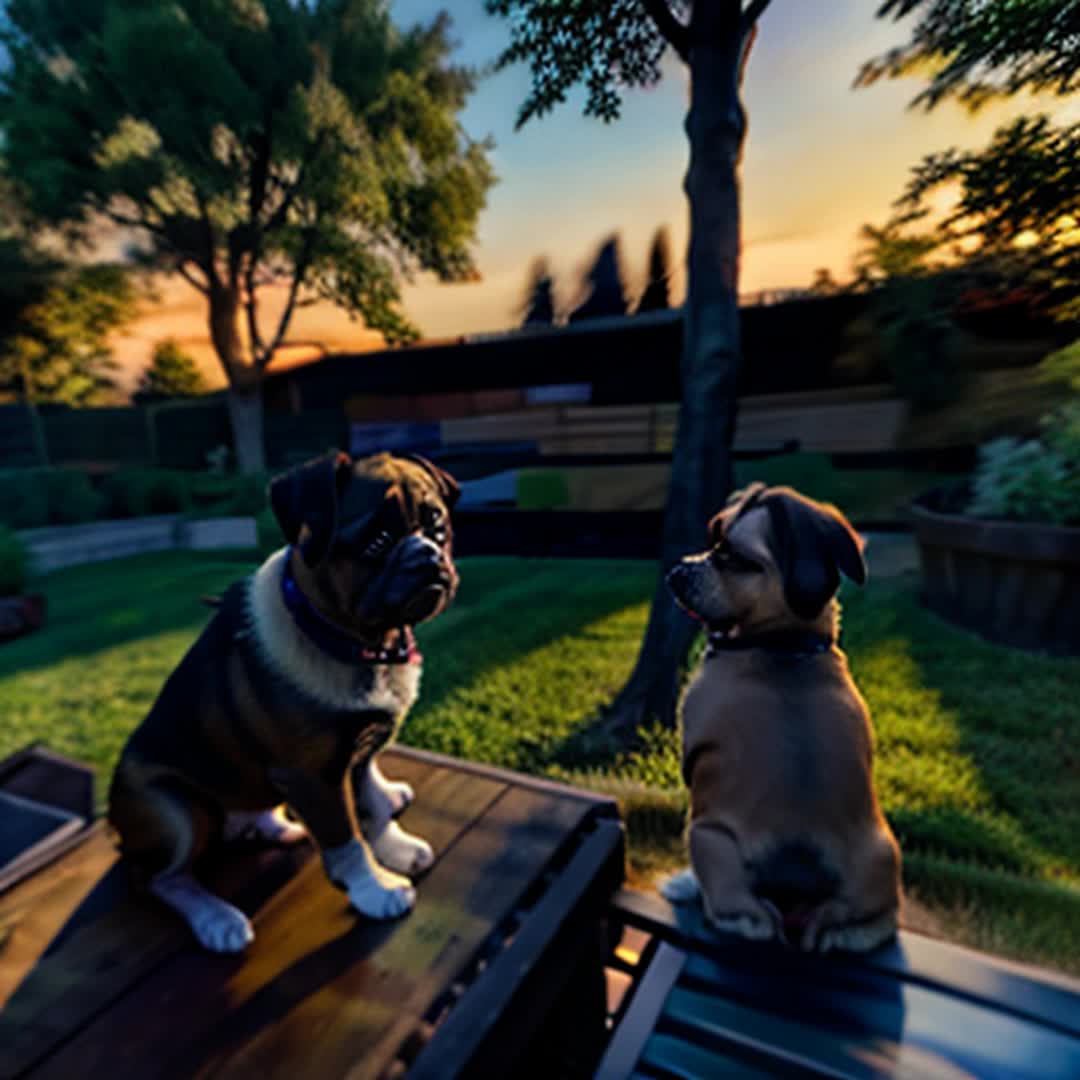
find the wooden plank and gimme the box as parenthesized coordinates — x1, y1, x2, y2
(595, 943, 686, 1080)
(198, 786, 595, 1080)
(0, 745, 95, 820)
(639, 1034, 789, 1080)
(409, 818, 624, 1078)
(666, 965, 1080, 1080)
(20, 765, 504, 1080)
(608, 888, 1080, 1074)
(3, 839, 313, 1080)
(386, 745, 617, 812)
(0, 825, 119, 1013)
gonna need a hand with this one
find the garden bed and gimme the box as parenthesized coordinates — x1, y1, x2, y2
(912, 489, 1080, 655)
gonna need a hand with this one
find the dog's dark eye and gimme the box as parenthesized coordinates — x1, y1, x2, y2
(712, 541, 761, 573)
(361, 529, 394, 559)
(421, 505, 447, 545)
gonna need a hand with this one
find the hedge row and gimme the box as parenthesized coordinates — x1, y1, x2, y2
(0, 468, 270, 530)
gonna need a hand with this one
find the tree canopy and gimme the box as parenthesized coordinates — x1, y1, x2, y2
(879, 115, 1080, 322)
(134, 338, 208, 403)
(520, 256, 556, 327)
(568, 234, 628, 323)
(637, 226, 673, 313)
(0, 0, 495, 381)
(0, 246, 138, 405)
(858, 0, 1080, 110)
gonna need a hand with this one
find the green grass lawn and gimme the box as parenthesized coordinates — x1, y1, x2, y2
(2, 549, 1078, 974)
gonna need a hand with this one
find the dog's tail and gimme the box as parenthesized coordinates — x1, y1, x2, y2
(749, 840, 840, 939)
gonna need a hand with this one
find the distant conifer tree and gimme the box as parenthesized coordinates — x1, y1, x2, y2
(520, 257, 556, 326)
(568, 234, 628, 323)
(636, 227, 673, 313)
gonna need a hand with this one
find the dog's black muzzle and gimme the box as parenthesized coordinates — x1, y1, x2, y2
(382, 535, 458, 624)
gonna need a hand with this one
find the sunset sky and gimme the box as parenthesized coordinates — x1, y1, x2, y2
(108, 0, 1077, 393)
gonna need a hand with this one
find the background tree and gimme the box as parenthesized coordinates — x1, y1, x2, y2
(857, 0, 1080, 111)
(808, 267, 841, 297)
(893, 115, 1080, 322)
(486, 0, 774, 734)
(520, 256, 556, 327)
(636, 226, 673, 313)
(0, 0, 495, 471)
(568, 234, 629, 323)
(0, 255, 138, 406)
(133, 338, 208, 404)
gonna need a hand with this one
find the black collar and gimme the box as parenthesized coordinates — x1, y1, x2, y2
(279, 549, 421, 666)
(706, 628, 833, 658)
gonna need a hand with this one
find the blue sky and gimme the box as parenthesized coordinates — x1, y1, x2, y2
(110, 0, 1076, 386)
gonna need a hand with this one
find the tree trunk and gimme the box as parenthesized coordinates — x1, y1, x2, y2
(601, 5, 753, 738)
(209, 282, 267, 473)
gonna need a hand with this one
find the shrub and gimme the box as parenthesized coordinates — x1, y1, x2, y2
(0, 468, 105, 528)
(0, 470, 49, 529)
(967, 405, 1080, 525)
(0, 526, 30, 596)
(186, 471, 268, 517)
(103, 468, 191, 518)
(42, 469, 107, 525)
(256, 506, 284, 556)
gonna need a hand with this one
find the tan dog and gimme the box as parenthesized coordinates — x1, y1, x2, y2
(661, 483, 900, 953)
(108, 451, 459, 952)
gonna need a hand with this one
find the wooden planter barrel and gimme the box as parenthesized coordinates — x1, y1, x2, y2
(910, 490, 1080, 655)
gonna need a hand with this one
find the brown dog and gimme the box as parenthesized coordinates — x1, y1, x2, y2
(661, 482, 900, 953)
(108, 451, 459, 952)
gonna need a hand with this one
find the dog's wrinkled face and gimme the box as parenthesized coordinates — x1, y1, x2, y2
(269, 451, 460, 638)
(667, 483, 867, 636)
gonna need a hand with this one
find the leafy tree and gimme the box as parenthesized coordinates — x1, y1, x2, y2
(486, 0, 774, 732)
(520, 256, 556, 327)
(851, 222, 940, 286)
(894, 115, 1080, 322)
(568, 234, 629, 323)
(637, 226, 673, 313)
(134, 339, 208, 404)
(857, 0, 1080, 111)
(0, 258, 138, 406)
(0, 0, 495, 471)
(808, 267, 841, 297)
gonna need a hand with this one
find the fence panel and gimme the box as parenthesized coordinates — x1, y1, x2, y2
(0, 405, 45, 466)
(152, 401, 232, 470)
(265, 407, 348, 469)
(41, 408, 150, 466)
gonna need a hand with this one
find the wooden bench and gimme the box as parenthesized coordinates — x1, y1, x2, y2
(0, 745, 624, 1079)
(5, 743, 1080, 1079)
(599, 888, 1080, 1079)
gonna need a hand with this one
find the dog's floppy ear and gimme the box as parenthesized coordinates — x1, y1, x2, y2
(268, 451, 350, 566)
(404, 453, 461, 509)
(764, 488, 867, 619)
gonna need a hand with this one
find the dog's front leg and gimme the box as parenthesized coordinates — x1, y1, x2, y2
(686, 822, 781, 943)
(354, 758, 434, 877)
(270, 766, 415, 919)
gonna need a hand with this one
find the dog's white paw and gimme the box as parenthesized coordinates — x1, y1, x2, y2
(708, 909, 777, 942)
(324, 838, 416, 920)
(191, 902, 256, 953)
(372, 820, 434, 876)
(812, 912, 897, 955)
(224, 806, 308, 846)
(660, 868, 701, 904)
(150, 873, 255, 953)
(381, 778, 414, 817)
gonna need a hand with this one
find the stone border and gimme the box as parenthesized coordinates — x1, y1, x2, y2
(18, 516, 257, 574)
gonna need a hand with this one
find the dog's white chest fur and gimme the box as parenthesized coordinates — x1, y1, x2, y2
(245, 548, 421, 714)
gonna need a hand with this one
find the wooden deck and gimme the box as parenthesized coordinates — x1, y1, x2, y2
(0, 746, 624, 1080)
